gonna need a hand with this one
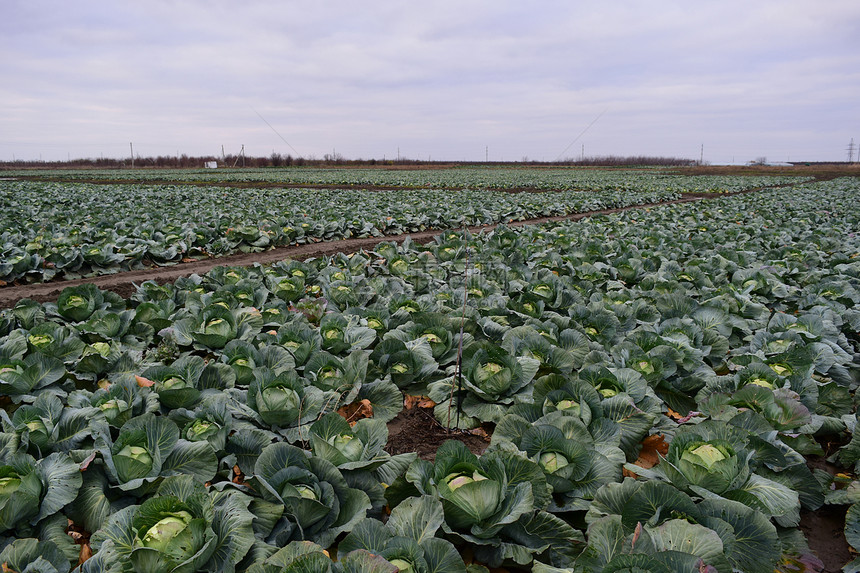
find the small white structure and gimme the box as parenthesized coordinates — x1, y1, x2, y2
(204, 161, 218, 169)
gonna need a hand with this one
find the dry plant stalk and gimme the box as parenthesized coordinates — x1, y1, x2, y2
(446, 230, 469, 432)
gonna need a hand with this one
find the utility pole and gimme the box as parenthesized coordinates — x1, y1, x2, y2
(700, 144, 704, 166)
(130, 142, 134, 168)
(232, 145, 246, 168)
(848, 138, 856, 162)
(485, 146, 488, 163)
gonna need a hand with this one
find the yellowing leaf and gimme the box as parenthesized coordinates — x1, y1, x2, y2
(404, 394, 437, 410)
(78, 544, 93, 565)
(338, 399, 373, 423)
(629, 434, 668, 471)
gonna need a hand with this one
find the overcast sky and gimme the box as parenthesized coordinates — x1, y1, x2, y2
(2, 1, 859, 163)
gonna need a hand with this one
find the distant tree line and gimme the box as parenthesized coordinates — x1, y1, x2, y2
(549, 155, 698, 167)
(0, 153, 698, 170)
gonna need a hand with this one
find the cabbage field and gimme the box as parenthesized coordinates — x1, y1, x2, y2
(0, 169, 808, 284)
(5, 166, 811, 190)
(0, 168, 858, 572)
(0, 179, 684, 284)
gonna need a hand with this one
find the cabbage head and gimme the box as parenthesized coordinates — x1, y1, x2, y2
(247, 370, 303, 427)
(631, 425, 752, 496)
(0, 452, 82, 534)
(250, 442, 372, 549)
(89, 476, 256, 573)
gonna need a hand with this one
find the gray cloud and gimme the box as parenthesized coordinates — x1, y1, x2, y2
(2, 0, 858, 162)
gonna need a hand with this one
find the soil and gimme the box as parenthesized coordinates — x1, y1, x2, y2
(677, 163, 860, 180)
(385, 406, 490, 461)
(802, 451, 854, 572)
(9, 176, 619, 196)
(801, 504, 852, 573)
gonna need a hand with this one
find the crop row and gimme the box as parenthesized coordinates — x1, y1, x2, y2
(0, 178, 858, 571)
(6, 166, 811, 192)
(0, 181, 680, 283)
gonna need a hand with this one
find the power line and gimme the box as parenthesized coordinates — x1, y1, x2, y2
(555, 109, 608, 162)
(252, 109, 301, 156)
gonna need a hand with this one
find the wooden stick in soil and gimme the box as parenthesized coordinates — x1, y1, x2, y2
(446, 229, 469, 432)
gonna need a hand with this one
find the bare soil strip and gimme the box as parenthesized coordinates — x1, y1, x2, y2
(0, 196, 701, 309)
(5, 175, 692, 195)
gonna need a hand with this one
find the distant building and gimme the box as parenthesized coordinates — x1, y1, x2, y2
(204, 161, 218, 168)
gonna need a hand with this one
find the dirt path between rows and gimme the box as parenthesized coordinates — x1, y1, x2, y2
(0, 195, 703, 309)
(10, 175, 568, 194)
